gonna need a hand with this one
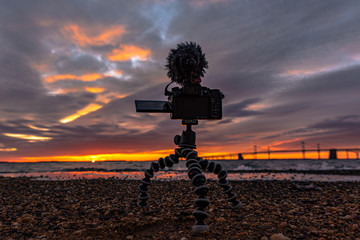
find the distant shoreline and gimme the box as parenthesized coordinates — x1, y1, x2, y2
(1, 158, 360, 163)
(2, 159, 360, 181)
(2, 168, 360, 175)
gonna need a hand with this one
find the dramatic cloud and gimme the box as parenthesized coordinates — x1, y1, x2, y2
(0, 0, 359, 161)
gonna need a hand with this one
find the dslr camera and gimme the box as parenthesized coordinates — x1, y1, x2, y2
(135, 42, 224, 120)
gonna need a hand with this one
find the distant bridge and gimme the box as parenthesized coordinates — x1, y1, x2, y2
(204, 148, 360, 160)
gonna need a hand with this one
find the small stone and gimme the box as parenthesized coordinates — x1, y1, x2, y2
(287, 210, 295, 215)
(236, 232, 248, 237)
(261, 236, 269, 240)
(74, 229, 83, 234)
(278, 222, 287, 228)
(216, 217, 227, 222)
(258, 222, 272, 229)
(180, 237, 188, 240)
(341, 215, 352, 220)
(290, 224, 297, 230)
(126, 235, 134, 239)
(270, 233, 290, 240)
(295, 234, 305, 239)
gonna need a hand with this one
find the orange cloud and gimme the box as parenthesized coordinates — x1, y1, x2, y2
(26, 125, 50, 131)
(286, 69, 318, 75)
(96, 93, 128, 104)
(0, 148, 17, 152)
(286, 64, 341, 77)
(48, 87, 105, 95)
(107, 45, 151, 61)
(44, 70, 124, 83)
(22, 153, 169, 162)
(44, 73, 104, 83)
(63, 24, 125, 46)
(240, 152, 330, 160)
(246, 103, 266, 111)
(85, 87, 105, 93)
(60, 103, 103, 123)
(3, 133, 52, 142)
(81, 73, 105, 81)
(45, 74, 76, 83)
(270, 138, 304, 148)
(19, 149, 198, 162)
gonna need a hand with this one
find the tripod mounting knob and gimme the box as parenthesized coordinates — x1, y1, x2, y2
(174, 135, 181, 145)
(182, 119, 198, 125)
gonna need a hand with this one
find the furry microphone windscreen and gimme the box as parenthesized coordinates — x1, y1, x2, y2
(165, 42, 208, 85)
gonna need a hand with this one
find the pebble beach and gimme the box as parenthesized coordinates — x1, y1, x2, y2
(1, 177, 359, 240)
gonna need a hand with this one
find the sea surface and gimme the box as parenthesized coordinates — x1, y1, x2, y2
(1, 159, 360, 182)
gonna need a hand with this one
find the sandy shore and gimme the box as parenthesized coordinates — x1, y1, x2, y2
(0, 177, 359, 240)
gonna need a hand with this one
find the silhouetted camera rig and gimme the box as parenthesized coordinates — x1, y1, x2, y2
(135, 42, 224, 120)
(135, 42, 241, 233)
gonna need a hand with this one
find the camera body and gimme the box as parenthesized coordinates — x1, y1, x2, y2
(169, 83, 224, 120)
(134, 83, 224, 120)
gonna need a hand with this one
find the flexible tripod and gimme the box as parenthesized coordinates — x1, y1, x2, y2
(137, 120, 241, 232)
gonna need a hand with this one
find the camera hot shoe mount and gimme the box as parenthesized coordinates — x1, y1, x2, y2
(137, 120, 242, 233)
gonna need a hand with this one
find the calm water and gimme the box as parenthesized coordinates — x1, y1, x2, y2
(1, 159, 360, 181)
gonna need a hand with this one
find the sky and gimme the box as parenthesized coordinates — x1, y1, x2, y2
(0, 0, 360, 162)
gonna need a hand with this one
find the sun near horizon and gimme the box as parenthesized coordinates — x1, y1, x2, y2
(2, 149, 358, 163)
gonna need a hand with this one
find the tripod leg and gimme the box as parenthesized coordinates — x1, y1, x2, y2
(198, 158, 242, 209)
(137, 154, 180, 207)
(182, 148, 210, 233)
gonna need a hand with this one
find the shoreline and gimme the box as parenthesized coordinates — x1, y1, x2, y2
(1, 178, 359, 239)
(3, 169, 360, 175)
(2, 169, 360, 182)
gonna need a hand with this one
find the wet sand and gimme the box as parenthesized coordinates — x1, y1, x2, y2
(1, 177, 359, 239)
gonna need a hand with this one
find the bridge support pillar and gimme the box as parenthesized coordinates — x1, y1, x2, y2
(329, 149, 337, 159)
(238, 153, 244, 160)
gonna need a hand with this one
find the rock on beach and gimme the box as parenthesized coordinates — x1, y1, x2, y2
(270, 233, 290, 240)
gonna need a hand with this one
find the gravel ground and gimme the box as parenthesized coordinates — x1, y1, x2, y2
(0, 177, 359, 240)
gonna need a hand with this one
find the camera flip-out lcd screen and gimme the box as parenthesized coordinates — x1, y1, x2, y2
(135, 100, 171, 113)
